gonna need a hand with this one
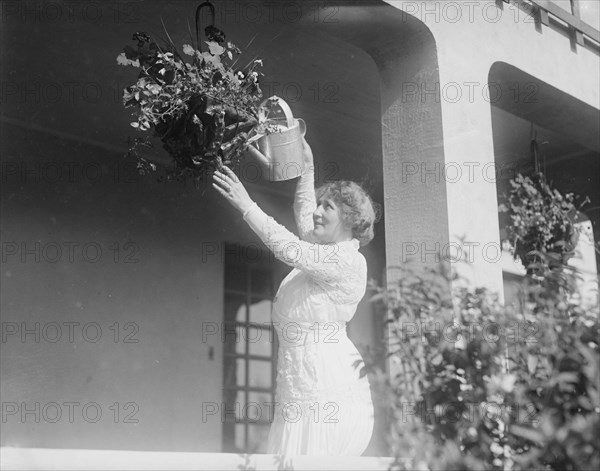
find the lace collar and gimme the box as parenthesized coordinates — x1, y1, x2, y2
(338, 238, 360, 250)
(312, 238, 360, 250)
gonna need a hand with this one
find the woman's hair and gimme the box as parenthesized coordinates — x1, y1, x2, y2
(315, 181, 381, 247)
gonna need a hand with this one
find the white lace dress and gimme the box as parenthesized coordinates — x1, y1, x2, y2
(242, 170, 374, 456)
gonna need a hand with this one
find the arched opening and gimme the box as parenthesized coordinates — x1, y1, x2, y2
(490, 61, 600, 306)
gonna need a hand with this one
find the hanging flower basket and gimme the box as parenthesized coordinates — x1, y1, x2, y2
(116, 2, 265, 181)
(498, 172, 585, 272)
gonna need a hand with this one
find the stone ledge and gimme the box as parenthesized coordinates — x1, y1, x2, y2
(0, 447, 395, 471)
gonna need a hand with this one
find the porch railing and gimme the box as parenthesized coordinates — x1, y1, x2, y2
(504, 0, 600, 45)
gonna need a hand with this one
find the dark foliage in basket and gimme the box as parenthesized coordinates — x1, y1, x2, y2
(117, 24, 264, 180)
(497, 172, 588, 273)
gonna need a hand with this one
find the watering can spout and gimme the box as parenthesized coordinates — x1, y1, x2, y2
(245, 143, 271, 169)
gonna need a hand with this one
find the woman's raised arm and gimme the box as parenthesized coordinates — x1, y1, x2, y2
(212, 150, 358, 285)
(293, 139, 317, 242)
(242, 200, 358, 285)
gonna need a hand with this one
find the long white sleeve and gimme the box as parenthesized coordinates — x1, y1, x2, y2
(242, 201, 357, 285)
(293, 170, 317, 242)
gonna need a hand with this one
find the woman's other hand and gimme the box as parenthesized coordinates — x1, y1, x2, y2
(301, 137, 314, 175)
(212, 166, 255, 214)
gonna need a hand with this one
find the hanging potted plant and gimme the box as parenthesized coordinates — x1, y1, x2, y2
(498, 172, 586, 275)
(116, 2, 271, 182)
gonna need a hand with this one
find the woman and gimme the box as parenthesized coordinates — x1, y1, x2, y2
(212, 137, 377, 456)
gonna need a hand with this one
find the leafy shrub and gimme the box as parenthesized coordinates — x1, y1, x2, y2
(368, 174, 599, 470)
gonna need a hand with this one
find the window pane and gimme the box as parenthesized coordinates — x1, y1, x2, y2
(234, 423, 246, 451)
(248, 390, 273, 404)
(248, 391, 274, 423)
(223, 355, 236, 389)
(248, 298, 272, 324)
(248, 360, 272, 388)
(247, 424, 270, 453)
(248, 325, 274, 357)
(235, 390, 246, 421)
(235, 324, 246, 355)
(221, 391, 241, 424)
(580, 0, 600, 29)
(243, 400, 263, 423)
(236, 358, 246, 387)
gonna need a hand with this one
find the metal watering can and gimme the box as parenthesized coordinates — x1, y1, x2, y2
(247, 96, 306, 181)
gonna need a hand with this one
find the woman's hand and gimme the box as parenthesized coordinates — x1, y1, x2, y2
(301, 137, 314, 175)
(212, 166, 255, 214)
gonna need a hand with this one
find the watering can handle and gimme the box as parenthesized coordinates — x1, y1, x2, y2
(258, 96, 296, 129)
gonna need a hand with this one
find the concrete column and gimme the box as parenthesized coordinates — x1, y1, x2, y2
(436, 66, 505, 295)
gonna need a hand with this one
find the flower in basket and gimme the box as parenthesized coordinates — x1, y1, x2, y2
(116, 22, 265, 181)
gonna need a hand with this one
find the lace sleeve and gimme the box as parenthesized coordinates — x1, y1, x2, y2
(293, 170, 317, 243)
(243, 201, 355, 284)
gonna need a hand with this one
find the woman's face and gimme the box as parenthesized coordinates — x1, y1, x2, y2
(312, 196, 352, 244)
